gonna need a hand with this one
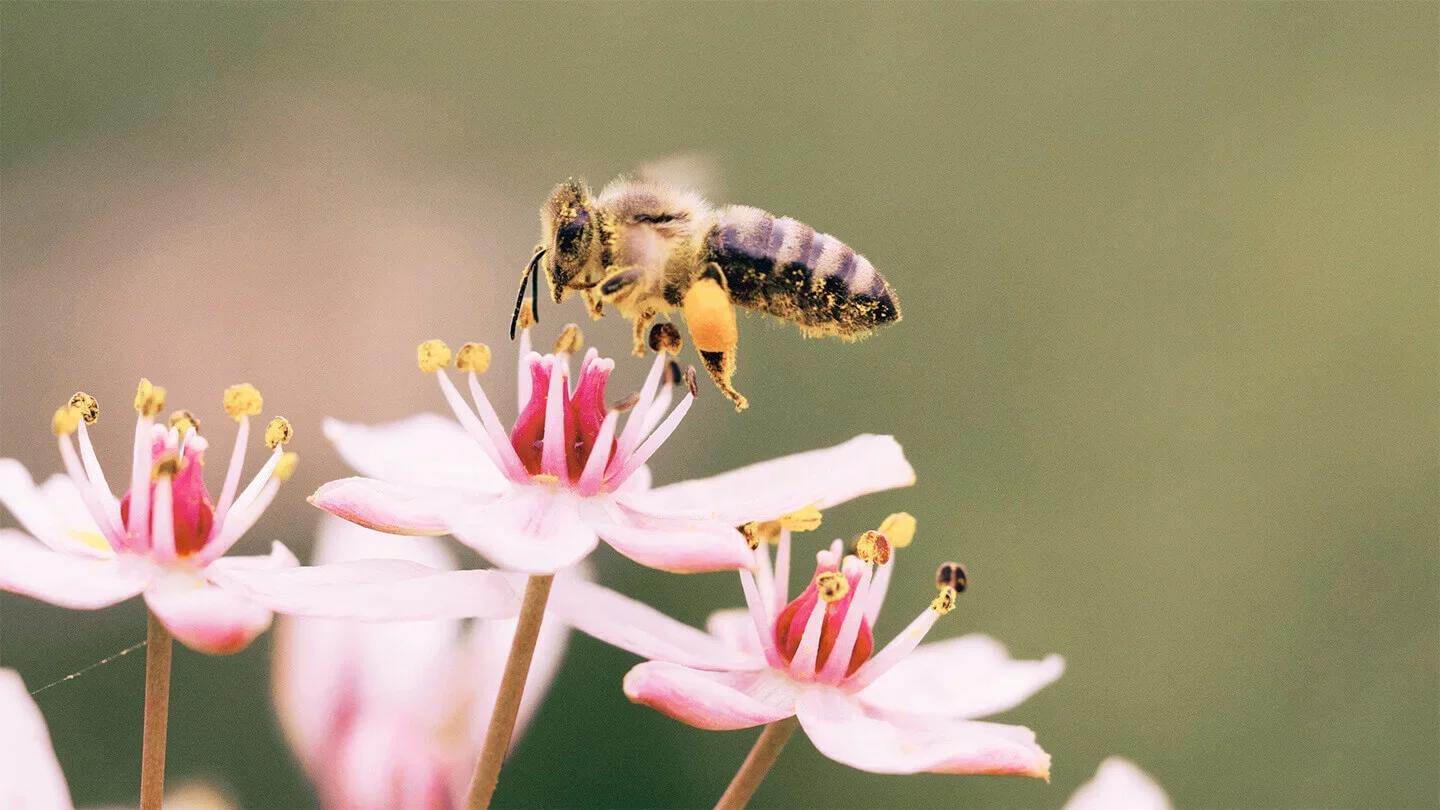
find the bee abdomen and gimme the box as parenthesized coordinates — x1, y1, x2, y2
(705, 205, 899, 338)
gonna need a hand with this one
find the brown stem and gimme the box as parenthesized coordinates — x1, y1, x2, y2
(139, 610, 172, 810)
(714, 716, 799, 810)
(464, 573, 555, 810)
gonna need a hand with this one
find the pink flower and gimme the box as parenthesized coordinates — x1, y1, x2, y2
(273, 517, 572, 810)
(552, 517, 1063, 779)
(1064, 757, 1172, 810)
(0, 669, 72, 810)
(311, 327, 915, 575)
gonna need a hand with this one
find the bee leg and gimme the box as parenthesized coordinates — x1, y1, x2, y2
(581, 288, 605, 320)
(631, 309, 657, 356)
(682, 269, 748, 411)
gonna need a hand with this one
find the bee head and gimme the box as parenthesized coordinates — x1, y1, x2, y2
(542, 178, 599, 303)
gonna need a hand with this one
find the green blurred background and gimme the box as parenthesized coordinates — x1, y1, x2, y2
(2, 3, 1435, 808)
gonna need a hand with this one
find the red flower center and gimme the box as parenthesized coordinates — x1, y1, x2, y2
(773, 564, 875, 677)
(509, 356, 616, 482)
(119, 439, 215, 557)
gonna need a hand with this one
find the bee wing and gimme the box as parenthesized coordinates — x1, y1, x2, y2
(635, 153, 722, 199)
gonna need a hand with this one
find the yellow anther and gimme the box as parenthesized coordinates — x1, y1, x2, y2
(222, 383, 262, 419)
(264, 416, 293, 449)
(52, 405, 82, 437)
(779, 505, 823, 533)
(456, 342, 492, 373)
(878, 512, 916, 548)
(856, 530, 892, 565)
(648, 322, 683, 355)
(168, 410, 201, 436)
(931, 585, 957, 615)
(152, 453, 181, 478)
(69, 392, 99, 424)
(517, 301, 537, 332)
(740, 521, 781, 548)
(417, 339, 452, 373)
(816, 571, 850, 603)
(272, 451, 299, 482)
(134, 378, 167, 417)
(936, 561, 968, 593)
(553, 324, 584, 354)
(740, 523, 761, 550)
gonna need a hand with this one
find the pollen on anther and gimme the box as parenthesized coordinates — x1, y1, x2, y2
(133, 379, 167, 417)
(879, 512, 916, 548)
(69, 392, 99, 424)
(816, 571, 850, 603)
(740, 523, 761, 550)
(517, 302, 537, 332)
(456, 342, 492, 373)
(417, 340, 452, 372)
(168, 410, 201, 435)
(222, 383, 262, 419)
(931, 585, 958, 615)
(272, 451, 299, 482)
(648, 323, 683, 355)
(52, 405, 81, 436)
(264, 416, 294, 449)
(856, 530, 892, 565)
(936, 561, 968, 593)
(553, 324, 584, 354)
(779, 505, 823, 532)
(152, 454, 181, 478)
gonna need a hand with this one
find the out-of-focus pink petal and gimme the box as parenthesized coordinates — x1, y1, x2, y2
(1064, 757, 1172, 810)
(0, 529, 150, 609)
(857, 634, 1064, 720)
(550, 578, 761, 670)
(310, 477, 458, 537)
(794, 688, 1051, 778)
(634, 434, 915, 525)
(592, 518, 752, 574)
(0, 461, 109, 557)
(623, 661, 798, 731)
(144, 569, 275, 655)
(324, 415, 508, 495)
(0, 669, 74, 810)
(214, 556, 520, 621)
(445, 488, 597, 574)
(705, 608, 766, 661)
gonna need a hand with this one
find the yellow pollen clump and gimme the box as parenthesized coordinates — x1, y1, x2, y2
(931, 585, 957, 615)
(779, 505, 823, 532)
(456, 342, 492, 374)
(740, 523, 761, 550)
(531, 473, 560, 485)
(682, 277, 738, 353)
(816, 571, 850, 603)
(222, 383, 262, 419)
(168, 410, 201, 436)
(69, 392, 99, 424)
(417, 339, 452, 373)
(264, 416, 293, 449)
(855, 530, 892, 565)
(878, 512, 916, 548)
(740, 521, 781, 547)
(648, 322, 683, 355)
(152, 453, 181, 478)
(272, 451, 299, 482)
(517, 302, 537, 331)
(134, 378, 167, 417)
(553, 324, 584, 354)
(52, 405, 82, 437)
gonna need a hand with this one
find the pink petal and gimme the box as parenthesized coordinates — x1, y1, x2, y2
(310, 477, 458, 537)
(794, 688, 1051, 778)
(324, 415, 508, 494)
(0, 669, 74, 810)
(705, 608, 767, 661)
(0, 460, 108, 557)
(592, 518, 752, 574)
(144, 569, 276, 655)
(549, 578, 761, 670)
(1065, 757, 1172, 810)
(0, 529, 150, 610)
(623, 661, 798, 731)
(857, 634, 1064, 720)
(635, 434, 914, 525)
(445, 488, 598, 574)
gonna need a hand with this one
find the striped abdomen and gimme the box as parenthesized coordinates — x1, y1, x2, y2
(704, 205, 899, 338)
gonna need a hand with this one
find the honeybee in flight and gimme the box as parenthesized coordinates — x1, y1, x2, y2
(511, 172, 900, 410)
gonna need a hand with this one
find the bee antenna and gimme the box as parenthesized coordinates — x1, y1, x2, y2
(510, 248, 546, 340)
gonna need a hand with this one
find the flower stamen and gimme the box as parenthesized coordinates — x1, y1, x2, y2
(416, 339, 452, 373)
(878, 512, 916, 548)
(221, 383, 261, 419)
(264, 416, 294, 449)
(648, 322, 683, 355)
(456, 342, 492, 373)
(69, 392, 99, 424)
(855, 530, 891, 565)
(52, 405, 81, 437)
(135, 378, 168, 417)
(168, 410, 201, 436)
(553, 324, 583, 354)
(272, 451, 299, 482)
(779, 506, 823, 533)
(816, 571, 850, 603)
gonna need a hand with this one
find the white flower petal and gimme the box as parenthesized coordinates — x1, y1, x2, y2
(0, 529, 149, 610)
(0, 461, 108, 557)
(324, 414, 507, 495)
(0, 669, 73, 810)
(857, 634, 1064, 720)
(144, 568, 276, 655)
(1065, 757, 1172, 810)
(445, 489, 599, 574)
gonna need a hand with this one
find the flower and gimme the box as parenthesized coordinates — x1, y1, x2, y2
(0, 668, 71, 809)
(310, 323, 916, 575)
(0, 382, 302, 653)
(1064, 757, 1172, 810)
(272, 517, 572, 810)
(551, 516, 1063, 778)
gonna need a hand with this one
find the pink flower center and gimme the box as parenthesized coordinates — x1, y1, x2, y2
(773, 563, 875, 677)
(119, 439, 215, 557)
(509, 355, 615, 482)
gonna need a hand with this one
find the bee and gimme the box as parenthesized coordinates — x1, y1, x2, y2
(511, 175, 901, 410)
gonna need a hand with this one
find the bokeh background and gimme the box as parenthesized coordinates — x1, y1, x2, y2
(2, 3, 1436, 808)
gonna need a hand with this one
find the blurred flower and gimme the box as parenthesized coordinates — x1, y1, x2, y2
(273, 517, 571, 810)
(0, 383, 302, 653)
(0, 668, 72, 809)
(1064, 757, 1172, 810)
(552, 517, 1063, 778)
(310, 323, 915, 575)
